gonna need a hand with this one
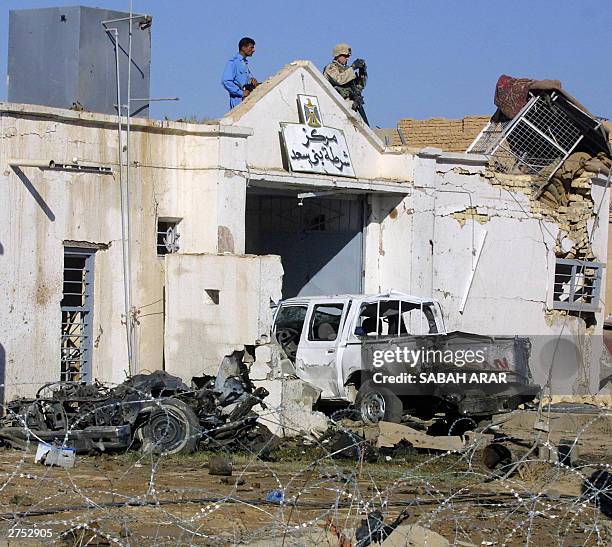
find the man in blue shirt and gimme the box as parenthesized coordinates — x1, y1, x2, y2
(222, 37, 258, 109)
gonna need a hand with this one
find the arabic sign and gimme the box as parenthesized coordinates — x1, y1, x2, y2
(281, 123, 355, 177)
(297, 95, 323, 127)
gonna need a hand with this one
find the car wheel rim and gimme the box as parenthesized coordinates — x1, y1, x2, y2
(361, 392, 386, 423)
(149, 411, 185, 451)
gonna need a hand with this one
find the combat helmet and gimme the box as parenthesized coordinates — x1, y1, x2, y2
(332, 43, 351, 58)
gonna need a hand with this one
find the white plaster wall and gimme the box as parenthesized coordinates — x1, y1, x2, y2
(0, 105, 238, 399)
(406, 156, 610, 395)
(164, 253, 283, 380)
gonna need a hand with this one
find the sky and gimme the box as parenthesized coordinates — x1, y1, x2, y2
(1, 0, 610, 128)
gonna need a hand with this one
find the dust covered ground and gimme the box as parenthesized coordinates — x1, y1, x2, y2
(0, 409, 610, 546)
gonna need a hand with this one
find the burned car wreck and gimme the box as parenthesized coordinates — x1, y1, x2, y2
(0, 353, 274, 455)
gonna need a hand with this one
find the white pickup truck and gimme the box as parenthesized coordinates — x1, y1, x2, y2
(272, 291, 540, 423)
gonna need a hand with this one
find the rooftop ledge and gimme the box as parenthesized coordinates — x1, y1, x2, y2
(0, 102, 252, 138)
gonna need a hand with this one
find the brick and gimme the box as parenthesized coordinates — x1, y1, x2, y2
(396, 115, 490, 152)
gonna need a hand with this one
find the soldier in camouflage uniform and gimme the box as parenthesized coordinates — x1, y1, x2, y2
(323, 43, 368, 123)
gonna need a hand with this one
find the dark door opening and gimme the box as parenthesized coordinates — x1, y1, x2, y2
(246, 190, 364, 298)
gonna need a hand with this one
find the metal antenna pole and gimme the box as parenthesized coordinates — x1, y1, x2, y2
(126, 0, 137, 373)
(104, 24, 134, 374)
(103, 9, 154, 377)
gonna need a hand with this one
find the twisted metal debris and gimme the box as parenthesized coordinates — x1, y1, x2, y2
(0, 377, 609, 546)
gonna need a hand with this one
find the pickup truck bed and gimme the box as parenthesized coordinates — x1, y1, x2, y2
(360, 331, 540, 419)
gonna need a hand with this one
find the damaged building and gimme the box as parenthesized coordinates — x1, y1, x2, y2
(1, 8, 611, 410)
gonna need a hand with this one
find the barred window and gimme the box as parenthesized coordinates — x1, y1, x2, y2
(553, 259, 603, 312)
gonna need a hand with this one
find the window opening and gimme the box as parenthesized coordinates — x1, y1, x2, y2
(274, 305, 308, 360)
(553, 258, 603, 312)
(355, 301, 438, 337)
(308, 303, 345, 341)
(306, 213, 326, 232)
(61, 247, 95, 382)
(157, 219, 181, 256)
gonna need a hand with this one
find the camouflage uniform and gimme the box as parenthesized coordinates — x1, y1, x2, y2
(323, 60, 358, 107)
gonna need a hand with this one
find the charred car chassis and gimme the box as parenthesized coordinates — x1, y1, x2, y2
(0, 356, 274, 455)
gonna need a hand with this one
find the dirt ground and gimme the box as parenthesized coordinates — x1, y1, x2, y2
(0, 425, 609, 547)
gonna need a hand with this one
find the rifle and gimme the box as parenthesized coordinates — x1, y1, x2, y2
(349, 60, 369, 126)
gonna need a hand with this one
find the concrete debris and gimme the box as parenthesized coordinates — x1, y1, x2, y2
(541, 151, 612, 261)
(245, 524, 351, 547)
(538, 440, 579, 466)
(243, 340, 332, 439)
(251, 341, 297, 380)
(371, 421, 465, 452)
(491, 409, 612, 459)
(255, 379, 329, 438)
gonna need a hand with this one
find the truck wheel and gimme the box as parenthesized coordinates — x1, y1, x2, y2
(356, 381, 403, 424)
(139, 398, 200, 455)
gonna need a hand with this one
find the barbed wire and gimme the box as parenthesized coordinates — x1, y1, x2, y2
(0, 379, 609, 546)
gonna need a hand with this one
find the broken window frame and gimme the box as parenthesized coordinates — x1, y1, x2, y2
(61, 247, 95, 383)
(552, 258, 603, 312)
(273, 304, 309, 338)
(355, 300, 440, 338)
(157, 218, 181, 256)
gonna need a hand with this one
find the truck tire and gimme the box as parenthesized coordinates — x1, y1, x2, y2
(355, 381, 403, 424)
(139, 398, 200, 455)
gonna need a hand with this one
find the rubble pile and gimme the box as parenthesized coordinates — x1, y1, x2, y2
(0, 344, 334, 458)
(539, 151, 612, 261)
(247, 341, 331, 439)
(0, 393, 609, 543)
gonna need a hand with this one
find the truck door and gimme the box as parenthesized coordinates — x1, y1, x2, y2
(295, 302, 346, 398)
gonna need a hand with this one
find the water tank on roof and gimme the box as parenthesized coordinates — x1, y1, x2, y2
(8, 6, 151, 117)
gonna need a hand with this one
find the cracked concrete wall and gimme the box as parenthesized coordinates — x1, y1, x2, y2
(0, 104, 247, 399)
(412, 152, 609, 395)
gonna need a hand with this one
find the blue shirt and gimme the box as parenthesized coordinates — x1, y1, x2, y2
(221, 54, 252, 109)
